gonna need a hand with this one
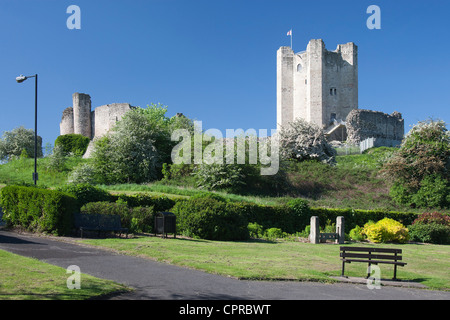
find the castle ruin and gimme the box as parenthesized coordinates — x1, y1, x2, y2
(277, 39, 404, 145)
(60, 93, 135, 140)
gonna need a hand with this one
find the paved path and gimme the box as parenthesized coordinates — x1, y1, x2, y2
(0, 229, 449, 300)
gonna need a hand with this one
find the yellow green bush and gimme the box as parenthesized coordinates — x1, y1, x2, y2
(363, 218, 409, 243)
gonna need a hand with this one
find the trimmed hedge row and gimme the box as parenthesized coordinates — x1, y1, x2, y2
(0, 185, 77, 235)
(109, 193, 179, 213)
(0, 183, 420, 241)
(309, 207, 417, 233)
(57, 183, 179, 211)
(171, 197, 418, 240)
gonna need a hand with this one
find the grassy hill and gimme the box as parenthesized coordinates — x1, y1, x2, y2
(0, 147, 446, 213)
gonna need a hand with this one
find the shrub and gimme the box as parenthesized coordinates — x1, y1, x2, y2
(0, 185, 77, 235)
(309, 207, 416, 234)
(408, 223, 450, 244)
(411, 174, 450, 208)
(383, 119, 450, 208)
(408, 212, 450, 244)
(278, 118, 336, 164)
(286, 198, 310, 228)
(57, 183, 112, 208)
(412, 212, 450, 226)
(193, 163, 246, 192)
(46, 144, 67, 172)
(190, 192, 228, 203)
(55, 134, 90, 156)
(172, 198, 249, 240)
(349, 225, 365, 241)
(248, 222, 264, 239)
(68, 163, 98, 185)
(263, 228, 286, 240)
(110, 193, 176, 212)
(362, 218, 409, 243)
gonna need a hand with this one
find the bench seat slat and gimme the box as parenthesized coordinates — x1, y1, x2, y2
(340, 252, 402, 260)
(340, 246, 402, 254)
(342, 258, 406, 266)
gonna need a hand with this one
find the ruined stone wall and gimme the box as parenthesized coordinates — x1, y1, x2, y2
(60, 93, 134, 148)
(92, 103, 134, 138)
(346, 109, 404, 144)
(60, 107, 74, 135)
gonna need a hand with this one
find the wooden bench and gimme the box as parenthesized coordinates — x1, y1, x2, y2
(74, 213, 128, 238)
(340, 246, 406, 280)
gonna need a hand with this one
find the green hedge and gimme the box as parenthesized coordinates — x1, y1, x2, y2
(109, 193, 178, 212)
(0, 185, 77, 235)
(165, 196, 419, 241)
(55, 134, 90, 156)
(57, 183, 112, 208)
(309, 207, 417, 233)
(173, 198, 249, 240)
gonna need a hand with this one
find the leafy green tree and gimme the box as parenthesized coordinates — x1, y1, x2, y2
(0, 126, 43, 161)
(383, 119, 450, 208)
(91, 104, 194, 184)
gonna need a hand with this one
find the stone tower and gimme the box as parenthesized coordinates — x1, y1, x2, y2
(72, 93, 92, 138)
(60, 92, 134, 142)
(277, 39, 358, 131)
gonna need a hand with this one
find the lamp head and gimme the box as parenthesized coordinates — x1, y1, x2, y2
(16, 75, 27, 83)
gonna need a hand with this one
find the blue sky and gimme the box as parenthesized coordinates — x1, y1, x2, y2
(0, 0, 449, 147)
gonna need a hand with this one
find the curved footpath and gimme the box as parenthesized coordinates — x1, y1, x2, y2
(0, 229, 449, 301)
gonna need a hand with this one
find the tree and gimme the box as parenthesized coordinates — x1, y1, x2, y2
(383, 119, 450, 208)
(91, 104, 194, 184)
(278, 118, 336, 164)
(0, 126, 43, 161)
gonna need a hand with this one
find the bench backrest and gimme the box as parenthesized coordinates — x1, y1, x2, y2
(340, 246, 403, 261)
(74, 213, 122, 229)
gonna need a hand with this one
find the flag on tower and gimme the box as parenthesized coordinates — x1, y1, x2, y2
(287, 29, 293, 48)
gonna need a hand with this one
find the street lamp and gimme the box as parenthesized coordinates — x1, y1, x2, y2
(15, 74, 38, 185)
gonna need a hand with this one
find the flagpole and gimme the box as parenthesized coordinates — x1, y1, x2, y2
(291, 29, 293, 49)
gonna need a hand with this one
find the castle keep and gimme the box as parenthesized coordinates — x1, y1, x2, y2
(60, 93, 134, 140)
(277, 39, 404, 145)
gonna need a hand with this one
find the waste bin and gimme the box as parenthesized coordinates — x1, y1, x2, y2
(154, 212, 176, 238)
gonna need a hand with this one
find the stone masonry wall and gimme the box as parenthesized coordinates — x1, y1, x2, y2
(346, 109, 404, 144)
(60, 107, 74, 135)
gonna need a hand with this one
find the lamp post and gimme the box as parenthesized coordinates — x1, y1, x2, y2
(16, 74, 38, 185)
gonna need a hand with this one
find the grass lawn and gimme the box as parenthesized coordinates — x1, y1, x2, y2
(0, 249, 131, 300)
(79, 236, 450, 291)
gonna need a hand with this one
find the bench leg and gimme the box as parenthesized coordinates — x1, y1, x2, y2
(367, 263, 371, 279)
(393, 264, 398, 281)
(341, 261, 346, 277)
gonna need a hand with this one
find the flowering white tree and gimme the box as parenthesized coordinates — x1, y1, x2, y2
(278, 118, 336, 164)
(0, 126, 43, 161)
